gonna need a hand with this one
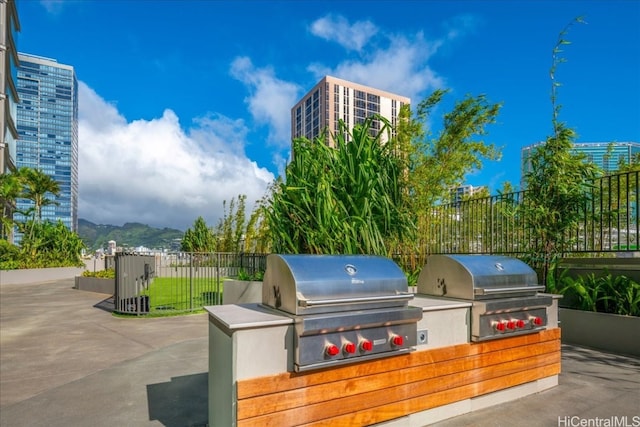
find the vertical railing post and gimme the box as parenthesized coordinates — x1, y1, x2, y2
(189, 253, 193, 311)
(216, 252, 221, 305)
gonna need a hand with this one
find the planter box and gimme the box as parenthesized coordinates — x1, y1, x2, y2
(1, 267, 85, 286)
(74, 276, 115, 295)
(559, 308, 640, 357)
(222, 280, 262, 305)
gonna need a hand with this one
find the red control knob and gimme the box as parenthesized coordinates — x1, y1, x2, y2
(506, 320, 516, 330)
(391, 335, 404, 346)
(326, 344, 340, 356)
(495, 321, 506, 332)
(360, 340, 373, 352)
(516, 319, 526, 329)
(532, 317, 543, 326)
(344, 342, 356, 354)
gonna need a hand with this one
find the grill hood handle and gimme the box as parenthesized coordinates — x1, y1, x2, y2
(474, 285, 545, 296)
(298, 293, 413, 308)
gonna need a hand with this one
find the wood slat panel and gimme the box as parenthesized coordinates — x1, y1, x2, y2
(238, 339, 560, 419)
(238, 351, 560, 426)
(238, 328, 560, 399)
(302, 363, 561, 427)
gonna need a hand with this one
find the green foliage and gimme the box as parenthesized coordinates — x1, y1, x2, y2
(556, 271, 640, 316)
(1, 220, 85, 269)
(2, 167, 61, 240)
(19, 167, 60, 222)
(82, 268, 116, 278)
(521, 17, 601, 288)
(2, 167, 86, 269)
(404, 90, 501, 211)
(396, 90, 501, 261)
(181, 216, 216, 252)
(235, 268, 264, 281)
(0, 172, 23, 240)
(266, 116, 415, 256)
(215, 195, 247, 252)
(0, 239, 21, 269)
(244, 192, 271, 253)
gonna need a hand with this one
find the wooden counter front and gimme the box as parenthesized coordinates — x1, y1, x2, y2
(236, 328, 561, 427)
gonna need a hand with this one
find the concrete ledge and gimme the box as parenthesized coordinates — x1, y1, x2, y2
(222, 280, 262, 305)
(560, 308, 640, 357)
(74, 276, 115, 295)
(0, 267, 85, 286)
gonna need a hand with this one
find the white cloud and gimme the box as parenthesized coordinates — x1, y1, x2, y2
(230, 57, 301, 151)
(78, 82, 274, 230)
(443, 14, 482, 41)
(39, 0, 67, 14)
(308, 32, 445, 102)
(310, 15, 378, 51)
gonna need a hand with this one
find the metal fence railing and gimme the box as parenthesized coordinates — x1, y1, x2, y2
(428, 170, 639, 256)
(114, 252, 267, 315)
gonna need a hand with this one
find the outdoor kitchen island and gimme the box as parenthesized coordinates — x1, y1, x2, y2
(205, 255, 561, 427)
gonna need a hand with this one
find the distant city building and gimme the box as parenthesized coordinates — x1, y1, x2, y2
(0, 0, 21, 242)
(450, 184, 488, 204)
(14, 53, 79, 240)
(521, 141, 640, 188)
(291, 76, 410, 147)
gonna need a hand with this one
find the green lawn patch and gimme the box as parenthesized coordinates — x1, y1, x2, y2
(139, 276, 224, 313)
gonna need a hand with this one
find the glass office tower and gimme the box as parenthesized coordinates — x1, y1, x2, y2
(521, 141, 640, 188)
(14, 53, 78, 239)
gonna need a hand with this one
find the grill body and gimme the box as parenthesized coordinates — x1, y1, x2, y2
(262, 254, 422, 372)
(417, 255, 552, 342)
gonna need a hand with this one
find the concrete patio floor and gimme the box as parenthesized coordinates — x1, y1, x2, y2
(1, 278, 638, 426)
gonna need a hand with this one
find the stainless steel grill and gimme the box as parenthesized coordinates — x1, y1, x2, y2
(417, 255, 552, 341)
(262, 254, 422, 372)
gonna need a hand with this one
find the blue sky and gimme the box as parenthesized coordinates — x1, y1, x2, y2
(17, 0, 640, 230)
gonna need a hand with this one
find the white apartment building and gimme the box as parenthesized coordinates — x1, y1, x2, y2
(291, 75, 410, 147)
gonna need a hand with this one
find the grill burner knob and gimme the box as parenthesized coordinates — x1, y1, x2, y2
(506, 320, 516, 330)
(494, 321, 506, 332)
(391, 335, 404, 346)
(360, 340, 373, 352)
(344, 343, 356, 354)
(325, 344, 340, 357)
(516, 319, 526, 329)
(531, 316, 544, 326)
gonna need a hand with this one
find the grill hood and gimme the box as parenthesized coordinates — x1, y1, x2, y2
(417, 255, 544, 300)
(262, 254, 412, 315)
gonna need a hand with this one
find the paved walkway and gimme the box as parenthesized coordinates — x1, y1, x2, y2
(1, 278, 638, 427)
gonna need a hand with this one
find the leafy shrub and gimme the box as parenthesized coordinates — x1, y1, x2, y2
(236, 268, 263, 281)
(0, 240, 21, 270)
(556, 271, 640, 317)
(82, 268, 115, 279)
(1, 220, 85, 269)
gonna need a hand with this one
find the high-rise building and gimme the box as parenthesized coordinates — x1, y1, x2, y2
(521, 141, 640, 188)
(14, 53, 78, 237)
(291, 76, 410, 147)
(0, 0, 21, 242)
(450, 184, 488, 204)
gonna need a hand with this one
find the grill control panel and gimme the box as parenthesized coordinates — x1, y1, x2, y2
(296, 323, 418, 372)
(476, 308, 548, 341)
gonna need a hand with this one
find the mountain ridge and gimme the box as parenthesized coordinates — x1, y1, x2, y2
(78, 218, 183, 251)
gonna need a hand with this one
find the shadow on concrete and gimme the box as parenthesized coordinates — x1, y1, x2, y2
(561, 343, 640, 391)
(146, 372, 208, 427)
(562, 344, 640, 367)
(93, 296, 115, 313)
